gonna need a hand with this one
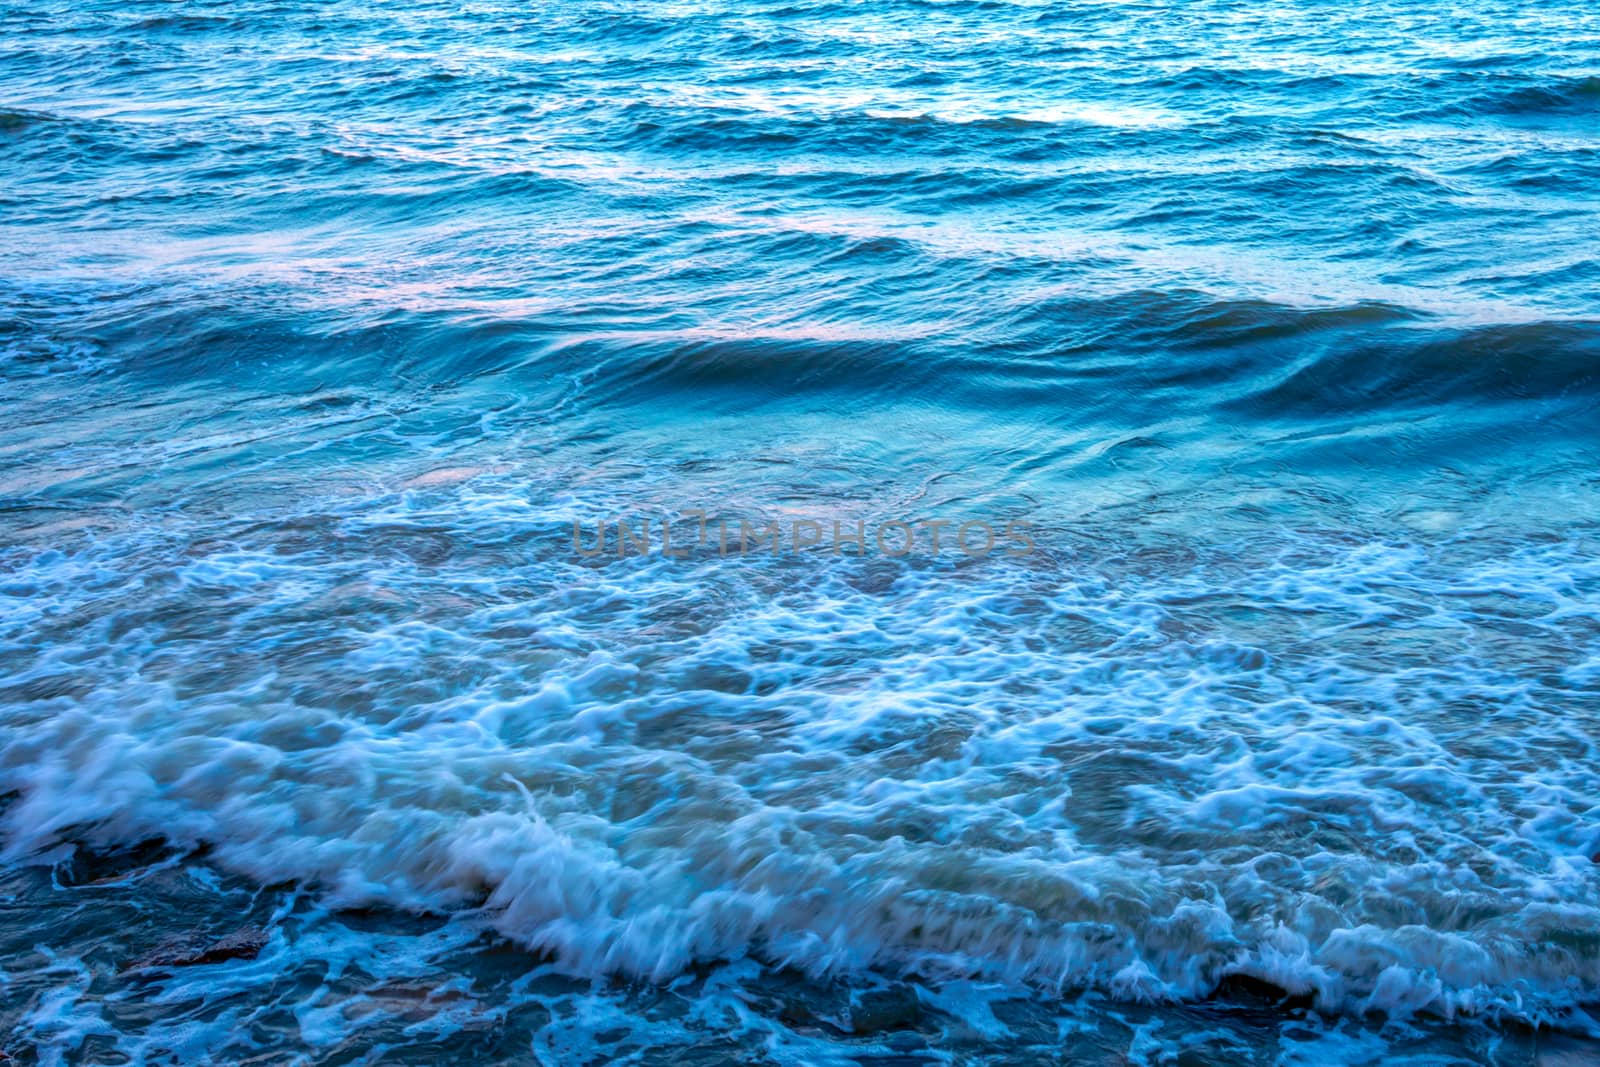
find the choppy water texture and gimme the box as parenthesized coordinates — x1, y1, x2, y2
(3, 0, 1600, 1063)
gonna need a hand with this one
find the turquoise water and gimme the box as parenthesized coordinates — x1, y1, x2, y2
(2, 1, 1600, 1062)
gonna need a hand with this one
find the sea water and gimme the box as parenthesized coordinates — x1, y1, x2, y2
(2, 0, 1599, 1063)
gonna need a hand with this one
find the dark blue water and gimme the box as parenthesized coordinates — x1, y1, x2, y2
(2, 1, 1600, 1063)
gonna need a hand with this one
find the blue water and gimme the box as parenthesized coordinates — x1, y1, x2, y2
(3, 1, 1600, 1063)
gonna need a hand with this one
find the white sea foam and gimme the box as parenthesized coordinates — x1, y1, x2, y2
(2, 480, 1597, 1037)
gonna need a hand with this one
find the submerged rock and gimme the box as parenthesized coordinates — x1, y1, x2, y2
(57, 838, 176, 887)
(1210, 973, 1315, 1012)
(848, 985, 923, 1034)
(125, 927, 268, 971)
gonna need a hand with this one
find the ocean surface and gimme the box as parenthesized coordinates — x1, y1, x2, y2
(2, 0, 1600, 1063)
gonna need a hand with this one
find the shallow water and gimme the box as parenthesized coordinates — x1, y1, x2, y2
(2, 0, 1600, 1062)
